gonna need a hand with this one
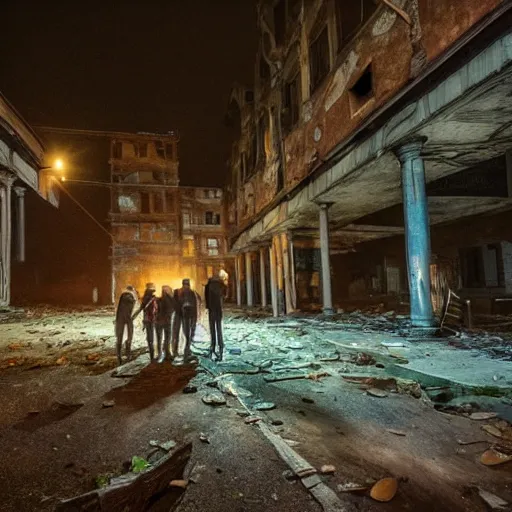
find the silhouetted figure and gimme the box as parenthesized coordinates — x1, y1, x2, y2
(115, 285, 137, 365)
(173, 279, 198, 363)
(156, 285, 176, 362)
(133, 283, 158, 361)
(205, 272, 227, 362)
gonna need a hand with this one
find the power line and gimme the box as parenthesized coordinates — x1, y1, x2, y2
(53, 178, 113, 240)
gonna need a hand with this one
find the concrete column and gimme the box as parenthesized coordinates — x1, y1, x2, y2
(319, 203, 334, 315)
(395, 138, 434, 329)
(13, 187, 26, 263)
(0, 172, 16, 306)
(245, 251, 254, 307)
(259, 247, 267, 308)
(269, 245, 278, 317)
(235, 254, 242, 306)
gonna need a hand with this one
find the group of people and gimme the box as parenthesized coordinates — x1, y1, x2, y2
(114, 272, 227, 366)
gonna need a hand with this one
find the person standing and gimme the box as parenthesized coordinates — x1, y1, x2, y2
(156, 285, 175, 363)
(173, 278, 198, 363)
(133, 283, 158, 361)
(205, 272, 227, 362)
(115, 285, 137, 365)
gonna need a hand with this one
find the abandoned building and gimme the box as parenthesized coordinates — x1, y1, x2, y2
(109, 132, 228, 300)
(0, 91, 52, 308)
(225, 0, 512, 326)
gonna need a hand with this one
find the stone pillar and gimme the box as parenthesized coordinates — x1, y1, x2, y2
(269, 244, 278, 317)
(0, 172, 16, 306)
(319, 203, 334, 315)
(259, 247, 267, 308)
(235, 254, 242, 307)
(245, 251, 253, 307)
(395, 138, 434, 329)
(13, 187, 26, 263)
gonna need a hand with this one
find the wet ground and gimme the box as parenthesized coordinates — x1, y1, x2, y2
(0, 306, 511, 511)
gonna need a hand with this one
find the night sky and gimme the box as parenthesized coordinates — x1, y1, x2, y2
(1, 1, 257, 304)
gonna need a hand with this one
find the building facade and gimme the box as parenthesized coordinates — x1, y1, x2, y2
(109, 132, 228, 300)
(226, 0, 512, 324)
(0, 91, 50, 308)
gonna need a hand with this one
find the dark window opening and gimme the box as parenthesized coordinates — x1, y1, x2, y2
(257, 116, 266, 163)
(349, 64, 374, 113)
(139, 143, 148, 158)
(165, 143, 175, 160)
(309, 26, 330, 93)
(153, 192, 165, 213)
(260, 56, 271, 83)
(205, 211, 221, 225)
(140, 192, 150, 214)
(274, 0, 286, 46)
(289, 0, 301, 20)
(282, 73, 300, 134)
(112, 141, 122, 159)
(336, 0, 377, 51)
(155, 141, 165, 159)
(166, 192, 174, 212)
(245, 90, 254, 103)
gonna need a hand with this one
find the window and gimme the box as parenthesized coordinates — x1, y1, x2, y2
(257, 116, 266, 163)
(260, 56, 270, 83)
(139, 143, 148, 158)
(183, 236, 195, 257)
(112, 141, 122, 159)
(309, 26, 330, 93)
(274, 0, 286, 46)
(282, 73, 300, 134)
(153, 192, 165, 213)
(349, 64, 374, 113)
(155, 141, 165, 159)
(182, 212, 191, 229)
(215, 189, 222, 198)
(165, 143, 175, 160)
(166, 192, 174, 212)
(140, 192, 150, 214)
(207, 238, 219, 256)
(205, 211, 221, 225)
(335, 0, 378, 51)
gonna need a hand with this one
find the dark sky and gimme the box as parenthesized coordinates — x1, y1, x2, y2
(1, 0, 257, 186)
(1, 0, 257, 304)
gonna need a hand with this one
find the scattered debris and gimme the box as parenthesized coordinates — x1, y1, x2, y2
(102, 400, 115, 408)
(477, 488, 508, 510)
(302, 397, 315, 404)
(228, 348, 242, 355)
(456, 439, 488, 446)
(370, 477, 398, 502)
(183, 385, 198, 394)
(283, 439, 300, 447)
(480, 449, 512, 466)
(470, 412, 498, 421)
(386, 429, 406, 437)
(354, 353, 376, 366)
(337, 482, 369, 493)
(199, 433, 210, 444)
(367, 388, 388, 398)
(287, 342, 304, 350)
(86, 353, 100, 362)
(235, 409, 250, 418)
(169, 479, 188, 489)
(253, 401, 276, 411)
(381, 342, 405, 348)
(244, 415, 262, 424)
(56, 356, 68, 365)
(149, 440, 177, 452)
(201, 391, 227, 406)
(319, 465, 336, 474)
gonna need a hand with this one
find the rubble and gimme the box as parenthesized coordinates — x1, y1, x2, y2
(201, 391, 226, 406)
(370, 477, 398, 502)
(477, 488, 508, 510)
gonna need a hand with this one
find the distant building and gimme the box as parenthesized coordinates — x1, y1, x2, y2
(0, 91, 50, 307)
(226, 1, 512, 324)
(109, 132, 228, 300)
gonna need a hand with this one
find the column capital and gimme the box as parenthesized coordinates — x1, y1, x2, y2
(13, 186, 26, 198)
(317, 201, 334, 210)
(393, 136, 428, 164)
(0, 171, 17, 187)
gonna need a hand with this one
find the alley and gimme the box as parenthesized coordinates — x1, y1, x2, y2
(0, 307, 511, 511)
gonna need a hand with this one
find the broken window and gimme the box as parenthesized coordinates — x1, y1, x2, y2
(140, 192, 150, 214)
(207, 238, 219, 256)
(274, 0, 286, 46)
(282, 72, 300, 134)
(335, 0, 377, 51)
(349, 64, 374, 113)
(309, 26, 330, 93)
(139, 143, 148, 158)
(155, 141, 165, 159)
(112, 141, 122, 159)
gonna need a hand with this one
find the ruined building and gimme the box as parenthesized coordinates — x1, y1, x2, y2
(0, 92, 53, 307)
(109, 132, 227, 299)
(226, 0, 512, 326)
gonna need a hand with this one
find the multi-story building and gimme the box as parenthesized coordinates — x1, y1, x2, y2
(226, 1, 512, 325)
(109, 132, 228, 300)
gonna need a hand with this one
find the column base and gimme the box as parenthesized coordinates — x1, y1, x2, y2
(322, 308, 335, 316)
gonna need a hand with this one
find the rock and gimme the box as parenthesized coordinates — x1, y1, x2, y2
(271, 419, 284, 426)
(202, 391, 226, 406)
(150, 439, 177, 451)
(386, 429, 406, 437)
(253, 401, 276, 411)
(283, 439, 300, 447)
(477, 488, 508, 510)
(302, 397, 315, 404)
(396, 379, 422, 399)
(337, 482, 369, 493)
(102, 400, 115, 408)
(480, 449, 512, 466)
(320, 465, 336, 474)
(283, 469, 296, 481)
(199, 433, 210, 444)
(287, 342, 304, 350)
(245, 416, 262, 424)
(183, 385, 197, 394)
(482, 424, 503, 439)
(169, 479, 188, 489)
(470, 412, 498, 421)
(367, 388, 388, 398)
(354, 352, 376, 366)
(370, 478, 398, 502)
(56, 356, 68, 365)
(235, 409, 250, 417)
(86, 353, 100, 361)
(229, 348, 242, 355)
